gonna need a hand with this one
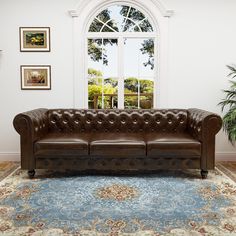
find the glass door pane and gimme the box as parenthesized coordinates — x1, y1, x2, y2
(87, 38, 118, 109)
(124, 78, 138, 109)
(124, 38, 155, 109)
(140, 79, 154, 109)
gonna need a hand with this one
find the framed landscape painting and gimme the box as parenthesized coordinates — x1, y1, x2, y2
(21, 65, 51, 90)
(19, 27, 50, 52)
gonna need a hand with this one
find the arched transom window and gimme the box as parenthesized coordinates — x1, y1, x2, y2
(87, 4, 157, 109)
(89, 5, 153, 32)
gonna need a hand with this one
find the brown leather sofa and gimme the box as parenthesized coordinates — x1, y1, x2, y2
(13, 108, 222, 178)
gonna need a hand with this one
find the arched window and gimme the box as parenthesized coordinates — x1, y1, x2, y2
(88, 5, 153, 33)
(87, 4, 156, 109)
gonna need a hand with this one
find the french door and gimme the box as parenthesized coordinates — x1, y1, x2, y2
(87, 34, 156, 109)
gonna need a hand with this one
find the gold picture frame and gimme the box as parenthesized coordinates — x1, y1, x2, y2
(21, 65, 51, 90)
(19, 27, 50, 52)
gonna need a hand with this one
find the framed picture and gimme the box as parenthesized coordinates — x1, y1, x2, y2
(21, 65, 51, 90)
(19, 27, 50, 52)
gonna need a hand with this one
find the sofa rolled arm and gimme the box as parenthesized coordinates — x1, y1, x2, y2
(187, 108, 222, 141)
(13, 109, 48, 170)
(13, 108, 48, 141)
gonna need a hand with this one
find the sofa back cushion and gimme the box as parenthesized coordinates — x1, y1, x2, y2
(48, 109, 188, 133)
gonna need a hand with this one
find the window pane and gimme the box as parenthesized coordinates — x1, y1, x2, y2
(124, 38, 154, 109)
(107, 20, 119, 32)
(128, 7, 145, 22)
(88, 38, 118, 109)
(123, 19, 136, 32)
(88, 5, 154, 33)
(140, 39, 154, 76)
(124, 38, 154, 78)
(134, 26, 141, 32)
(96, 9, 112, 24)
(120, 5, 130, 18)
(139, 19, 154, 32)
(124, 39, 139, 77)
(140, 79, 154, 109)
(107, 5, 125, 32)
(88, 77, 103, 109)
(124, 78, 138, 109)
(125, 95, 138, 109)
(89, 19, 103, 32)
(124, 78, 154, 109)
(88, 39, 103, 76)
(104, 78, 118, 109)
(103, 39, 118, 78)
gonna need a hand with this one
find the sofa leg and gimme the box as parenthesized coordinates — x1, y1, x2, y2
(201, 170, 208, 179)
(28, 170, 35, 178)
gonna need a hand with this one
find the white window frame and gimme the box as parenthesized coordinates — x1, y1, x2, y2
(69, 0, 173, 109)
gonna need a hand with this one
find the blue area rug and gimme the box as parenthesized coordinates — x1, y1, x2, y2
(0, 169, 236, 235)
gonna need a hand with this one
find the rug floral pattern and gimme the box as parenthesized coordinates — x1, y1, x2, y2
(0, 169, 236, 236)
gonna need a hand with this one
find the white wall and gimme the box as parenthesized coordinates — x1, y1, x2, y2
(165, 0, 236, 159)
(0, 0, 235, 161)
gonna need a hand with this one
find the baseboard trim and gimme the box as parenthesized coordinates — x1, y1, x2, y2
(216, 152, 236, 161)
(0, 152, 234, 162)
(0, 153, 20, 161)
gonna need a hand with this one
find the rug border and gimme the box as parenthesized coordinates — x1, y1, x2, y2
(0, 165, 20, 182)
(216, 164, 236, 183)
(1, 166, 235, 184)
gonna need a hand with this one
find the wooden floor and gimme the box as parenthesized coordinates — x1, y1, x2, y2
(0, 161, 19, 181)
(217, 161, 236, 182)
(0, 161, 236, 181)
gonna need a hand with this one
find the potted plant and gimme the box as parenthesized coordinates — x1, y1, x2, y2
(219, 65, 236, 144)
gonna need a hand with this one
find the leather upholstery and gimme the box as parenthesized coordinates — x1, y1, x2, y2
(13, 108, 222, 175)
(90, 133, 146, 156)
(146, 133, 201, 157)
(13, 109, 48, 170)
(34, 133, 89, 157)
(48, 109, 188, 133)
(187, 109, 223, 169)
(35, 157, 201, 171)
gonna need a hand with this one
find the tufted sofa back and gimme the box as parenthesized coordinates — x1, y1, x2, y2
(47, 109, 188, 133)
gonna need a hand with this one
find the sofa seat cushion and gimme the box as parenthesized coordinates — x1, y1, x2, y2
(90, 133, 146, 156)
(146, 133, 201, 157)
(34, 133, 89, 157)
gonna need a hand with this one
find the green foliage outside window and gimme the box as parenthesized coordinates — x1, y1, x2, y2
(88, 69, 153, 109)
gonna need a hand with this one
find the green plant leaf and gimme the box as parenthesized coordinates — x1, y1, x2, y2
(219, 65, 236, 144)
